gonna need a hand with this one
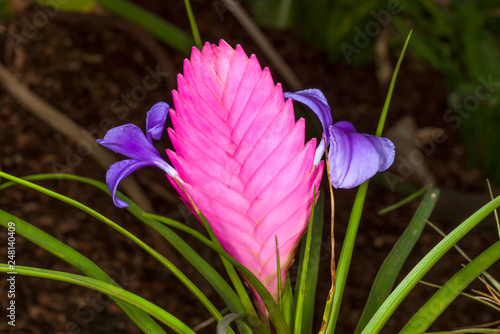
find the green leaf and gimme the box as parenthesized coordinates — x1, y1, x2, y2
(35, 0, 96, 12)
(217, 313, 270, 334)
(250, 0, 294, 29)
(294, 191, 324, 334)
(0, 212, 166, 333)
(143, 212, 213, 249)
(402, 240, 500, 333)
(421, 0, 453, 36)
(377, 186, 428, 215)
(97, 0, 194, 54)
(0, 0, 11, 19)
(361, 195, 500, 334)
(0, 264, 195, 334)
(183, 0, 202, 49)
(282, 275, 295, 329)
(425, 219, 500, 293)
(455, 1, 484, 80)
(293, 189, 316, 334)
(393, 18, 445, 71)
(0, 171, 223, 323)
(324, 31, 412, 334)
(354, 187, 439, 334)
(0, 173, 247, 317)
(376, 30, 412, 137)
(419, 280, 500, 313)
(424, 330, 500, 334)
(323, 182, 369, 334)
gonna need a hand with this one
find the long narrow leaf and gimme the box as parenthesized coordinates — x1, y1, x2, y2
(377, 186, 428, 215)
(143, 212, 213, 248)
(294, 191, 324, 334)
(425, 330, 500, 334)
(324, 182, 369, 334)
(0, 212, 166, 334)
(355, 187, 439, 333)
(402, 240, 500, 333)
(97, 0, 194, 54)
(0, 173, 247, 316)
(419, 281, 500, 313)
(0, 171, 223, 322)
(293, 188, 317, 334)
(361, 195, 500, 333)
(0, 172, 282, 330)
(0, 264, 195, 334)
(282, 275, 295, 329)
(217, 313, 270, 334)
(183, 0, 202, 49)
(323, 30, 412, 334)
(375, 30, 412, 137)
(426, 220, 500, 293)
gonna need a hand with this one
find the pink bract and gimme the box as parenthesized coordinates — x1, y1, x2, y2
(166, 40, 323, 315)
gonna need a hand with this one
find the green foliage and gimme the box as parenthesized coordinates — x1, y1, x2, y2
(249, 0, 294, 29)
(0, 172, 227, 332)
(0, 212, 167, 333)
(247, 0, 385, 61)
(97, 0, 194, 54)
(0, 263, 194, 333)
(184, 0, 202, 49)
(294, 192, 324, 334)
(355, 187, 439, 333)
(394, 1, 500, 184)
(248, 0, 500, 183)
(401, 240, 500, 333)
(0, 0, 11, 19)
(361, 194, 500, 333)
(35, 0, 96, 12)
(322, 33, 411, 334)
(217, 313, 270, 334)
(27, 0, 194, 54)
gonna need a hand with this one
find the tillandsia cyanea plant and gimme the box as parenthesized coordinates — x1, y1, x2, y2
(97, 40, 395, 319)
(2, 28, 500, 334)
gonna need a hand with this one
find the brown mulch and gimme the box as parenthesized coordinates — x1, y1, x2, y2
(0, 1, 499, 333)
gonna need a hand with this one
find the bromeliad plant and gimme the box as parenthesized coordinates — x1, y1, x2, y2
(96, 40, 394, 320)
(1, 34, 500, 334)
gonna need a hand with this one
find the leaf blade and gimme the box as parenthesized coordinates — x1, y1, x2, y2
(0, 211, 166, 333)
(355, 187, 439, 333)
(402, 240, 500, 333)
(0, 264, 195, 334)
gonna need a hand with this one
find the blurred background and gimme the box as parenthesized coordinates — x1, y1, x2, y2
(0, 0, 499, 333)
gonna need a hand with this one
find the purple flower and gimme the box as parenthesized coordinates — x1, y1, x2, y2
(96, 102, 177, 208)
(284, 89, 395, 188)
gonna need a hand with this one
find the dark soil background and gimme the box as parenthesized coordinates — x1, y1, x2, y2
(0, 1, 499, 333)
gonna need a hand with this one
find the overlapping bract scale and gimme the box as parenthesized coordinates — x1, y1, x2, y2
(167, 41, 322, 307)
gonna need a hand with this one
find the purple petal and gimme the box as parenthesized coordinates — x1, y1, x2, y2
(97, 124, 163, 162)
(106, 160, 160, 208)
(366, 135, 395, 172)
(146, 102, 169, 142)
(284, 89, 333, 142)
(328, 121, 395, 188)
(97, 108, 179, 209)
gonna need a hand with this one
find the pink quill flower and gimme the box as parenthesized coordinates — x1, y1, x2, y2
(97, 40, 394, 317)
(167, 41, 323, 314)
